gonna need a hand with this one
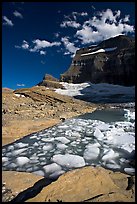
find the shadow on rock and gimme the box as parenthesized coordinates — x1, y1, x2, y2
(9, 177, 57, 202)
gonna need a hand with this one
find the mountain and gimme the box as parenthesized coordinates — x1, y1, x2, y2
(2, 87, 14, 93)
(37, 74, 63, 89)
(60, 35, 135, 86)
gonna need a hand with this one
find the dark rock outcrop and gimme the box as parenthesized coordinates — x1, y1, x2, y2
(60, 35, 135, 86)
(37, 74, 63, 89)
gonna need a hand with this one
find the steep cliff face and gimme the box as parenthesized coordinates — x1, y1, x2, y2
(60, 35, 135, 86)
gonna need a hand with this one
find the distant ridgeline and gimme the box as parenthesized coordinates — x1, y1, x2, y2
(60, 35, 135, 86)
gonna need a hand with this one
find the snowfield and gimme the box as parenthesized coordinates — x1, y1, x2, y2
(81, 47, 117, 56)
(55, 82, 135, 103)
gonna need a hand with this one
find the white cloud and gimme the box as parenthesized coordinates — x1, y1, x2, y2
(13, 10, 23, 18)
(15, 45, 21, 49)
(40, 50, 46, 55)
(76, 25, 102, 44)
(97, 9, 121, 23)
(17, 84, 25, 87)
(61, 11, 87, 27)
(123, 15, 130, 23)
(75, 9, 135, 44)
(15, 39, 61, 55)
(81, 12, 88, 16)
(61, 37, 79, 56)
(3, 16, 14, 26)
(60, 20, 80, 28)
(41, 60, 46, 64)
(31, 39, 61, 52)
(72, 11, 88, 20)
(64, 51, 71, 55)
(22, 40, 29, 49)
(91, 5, 96, 10)
(15, 40, 29, 49)
(54, 32, 60, 38)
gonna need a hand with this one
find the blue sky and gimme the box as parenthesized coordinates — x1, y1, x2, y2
(2, 2, 135, 90)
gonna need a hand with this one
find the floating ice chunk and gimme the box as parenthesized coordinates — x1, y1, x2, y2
(16, 156, 30, 166)
(40, 162, 47, 166)
(70, 141, 77, 146)
(120, 143, 135, 153)
(5, 152, 12, 157)
(43, 163, 62, 174)
(124, 167, 135, 175)
(8, 163, 17, 168)
(29, 160, 39, 164)
(41, 138, 55, 142)
(94, 128, 104, 139)
(7, 145, 14, 151)
(2, 157, 9, 163)
(43, 143, 53, 151)
(130, 112, 135, 120)
(33, 142, 39, 147)
(54, 150, 62, 155)
(58, 125, 69, 129)
(56, 143, 68, 150)
(65, 130, 73, 137)
(52, 154, 85, 168)
(2, 161, 10, 167)
(55, 137, 70, 144)
(112, 132, 135, 146)
(96, 123, 110, 131)
(71, 132, 81, 138)
(66, 149, 73, 154)
(102, 149, 119, 161)
(12, 148, 28, 156)
(26, 167, 33, 172)
(49, 170, 65, 179)
(77, 121, 88, 126)
(30, 155, 39, 160)
(30, 135, 38, 139)
(85, 137, 92, 141)
(119, 158, 129, 165)
(83, 144, 100, 161)
(37, 153, 45, 157)
(14, 142, 29, 148)
(124, 109, 135, 121)
(85, 130, 93, 137)
(105, 162, 121, 169)
(115, 121, 134, 128)
(39, 157, 46, 161)
(33, 170, 45, 177)
(2, 149, 6, 153)
(73, 126, 83, 132)
(81, 138, 87, 142)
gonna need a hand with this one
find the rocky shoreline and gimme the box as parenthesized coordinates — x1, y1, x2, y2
(2, 86, 135, 202)
(2, 86, 97, 202)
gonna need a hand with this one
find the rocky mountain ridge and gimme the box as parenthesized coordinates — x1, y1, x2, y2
(37, 74, 64, 89)
(60, 35, 135, 86)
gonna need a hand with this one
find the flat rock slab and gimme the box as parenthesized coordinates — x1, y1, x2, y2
(27, 166, 135, 202)
(2, 119, 60, 146)
(2, 171, 43, 197)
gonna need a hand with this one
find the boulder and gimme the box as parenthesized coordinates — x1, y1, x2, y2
(27, 166, 135, 202)
(2, 171, 43, 201)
